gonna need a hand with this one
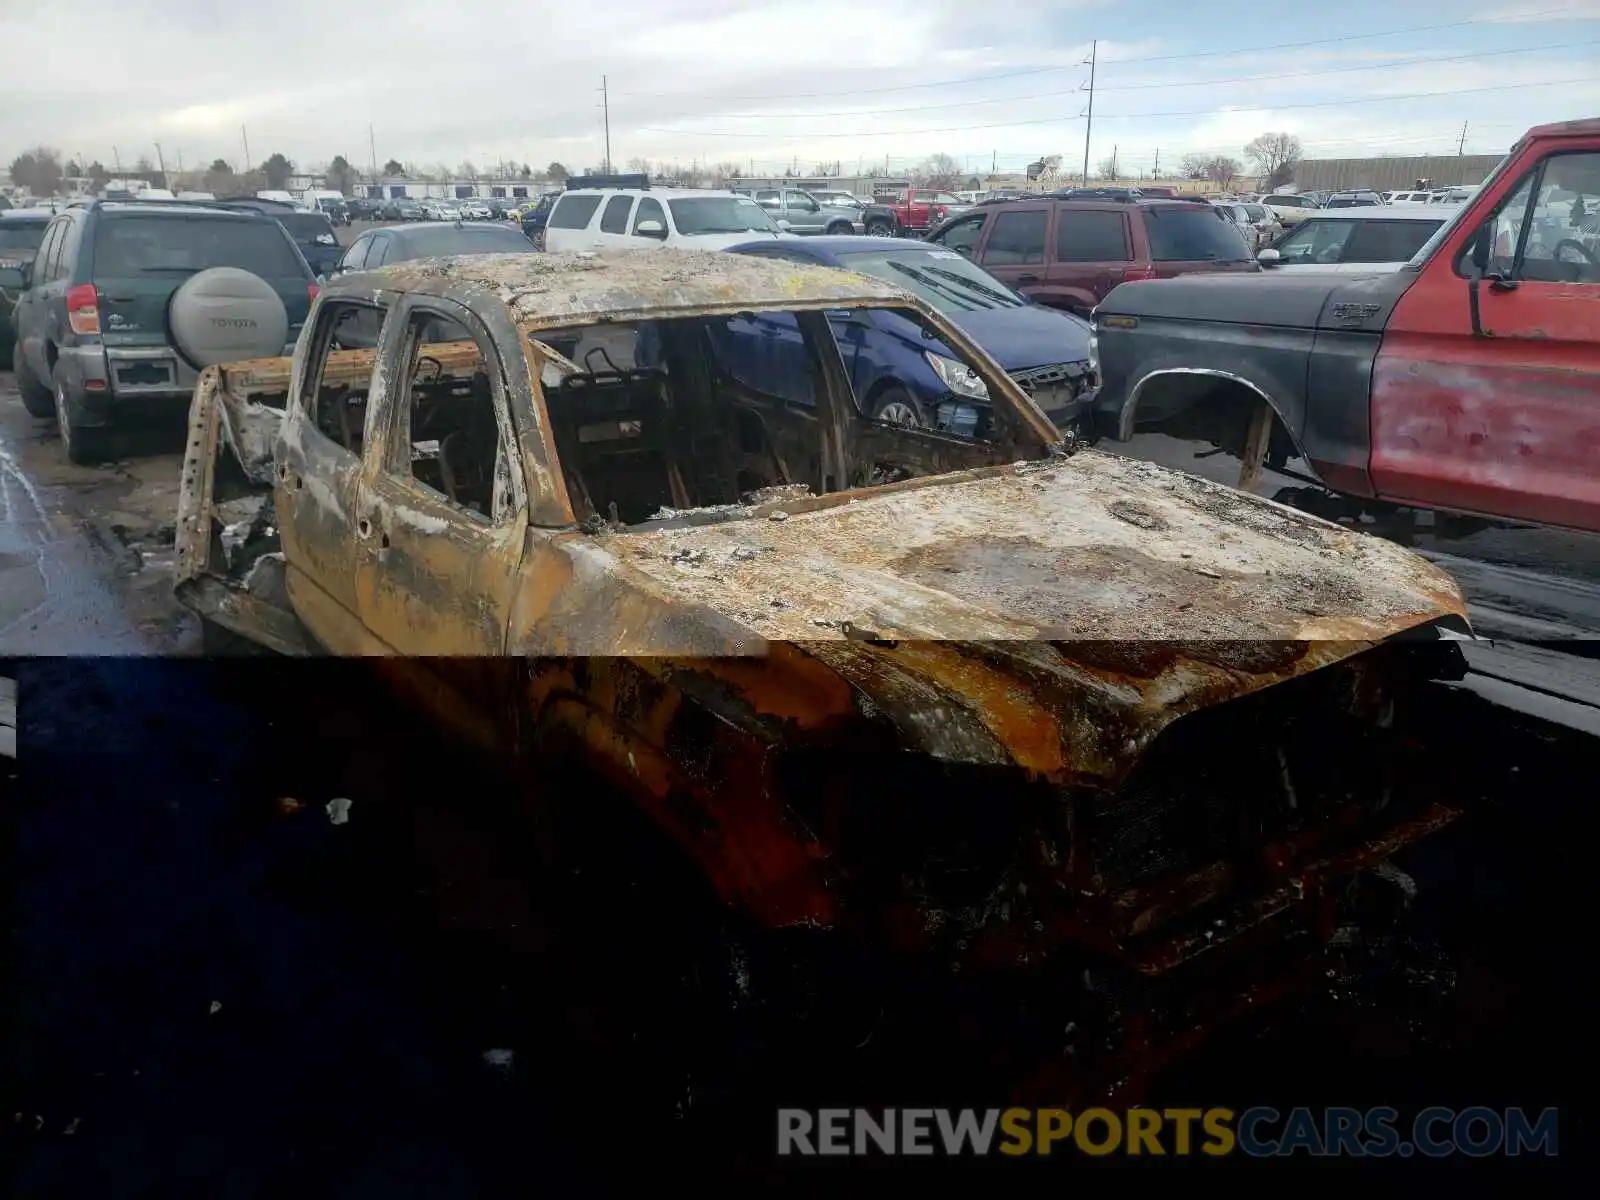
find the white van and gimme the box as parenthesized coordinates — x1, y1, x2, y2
(543, 187, 794, 252)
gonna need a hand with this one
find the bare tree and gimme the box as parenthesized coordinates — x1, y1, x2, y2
(1039, 153, 1063, 183)
(1244, 132, 1303, 190)
(625, 156, 652, 176)
(382, 158, 404, 176)
(1097, 154, 1120, 181)
(711, 160, 743, 186)
(1205, 155, 1242, 187)
(919, 152, 960, 188)
(458, 160, 479, 180)
(1179, 153, 1210, 181)
(546, 162, 569, 182)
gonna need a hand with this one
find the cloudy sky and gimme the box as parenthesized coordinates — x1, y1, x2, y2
(2, 0, 1597, 178)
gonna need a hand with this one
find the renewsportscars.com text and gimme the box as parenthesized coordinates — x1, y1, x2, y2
(777, 1106, 1559, 1158)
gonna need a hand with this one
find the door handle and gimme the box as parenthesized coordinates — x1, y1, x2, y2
(1017, 273, 1040, 283)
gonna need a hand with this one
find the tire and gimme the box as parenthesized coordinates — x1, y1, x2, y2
(52, 365, 113, 465)
(532, 228, 546, 251)
(13, 343, 55, 417)
(865, 219, 895, 237)
(825, 222, 853, 236)
(869, 386, 928, 428)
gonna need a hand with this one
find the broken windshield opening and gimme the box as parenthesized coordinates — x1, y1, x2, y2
(527, 305, 1035, 533)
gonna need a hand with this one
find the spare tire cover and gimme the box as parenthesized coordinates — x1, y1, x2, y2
(168, 267, 290, 367)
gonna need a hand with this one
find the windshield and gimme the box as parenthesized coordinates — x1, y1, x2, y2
(1403, 148, 1513, 270)
(394, 226, 536, 257)
(834, 247, 1026, 313)
(93, 215, 306, 278)
(1145, 206, 1253, 261)
(668, 196, 779, 235)
(0, 221, 49, 254)
(280, 213, 336, 241)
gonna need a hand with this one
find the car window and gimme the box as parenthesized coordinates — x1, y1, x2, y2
(1144, 207, 1252, 262)
(667, 197, 779, 235)
(0, 220, 48, 256)
(1268, 196, 1306, 208)
(930, 212, 987, 255)
(1054, 210, 1130, 261)
(754, 189, 780, 205)
(386, 226, 535, 257)
(92, 215, 306, 278)
(298, 298, 389, 457)
(1343, 219, 1444, 263)
(633, 196, 666, 233)
(785, 191, 817, 210)
(1275, 219, 1358, 265)
(980, 210, 1047, 265)
(833, 247, 1026, 315)
(599, 195, 634, 234)
(36, 219, 65, 282)
(1242, 205, 1267, 221)
(549, 194, 603, 230)
(932, 193, 961, 206)
(339, 235, 371, 272)
(388, 306, 520, 526)
(1516, 151, 1600, 283)
(366, 235, 390, 267)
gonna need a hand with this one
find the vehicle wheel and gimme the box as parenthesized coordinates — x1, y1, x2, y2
(532, 228, 546, 251)
(14, 344, 56, 416)
(53, 366, 113, 465)
(825, 222, 853, 236)
(870, 386, 928, 427)
(865, 220, 895, 237)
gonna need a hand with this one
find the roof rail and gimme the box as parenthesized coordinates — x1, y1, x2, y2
(568, 172, 650, 191)
(1052, 186, 1144, 202)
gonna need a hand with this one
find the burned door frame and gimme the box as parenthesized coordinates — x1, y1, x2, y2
(275, 293, 393, 653)
(346, 290, 536, 750)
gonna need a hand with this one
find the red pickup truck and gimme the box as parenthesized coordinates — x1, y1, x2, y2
(1089, 117, 1600, 534)
(867, 189, 969, 236)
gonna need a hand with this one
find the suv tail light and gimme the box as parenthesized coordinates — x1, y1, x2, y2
(66, 284, 100, 335)
(308, 282, 320, 302)
(1121, 265, 1158, 282)
(933, 205, 947, 221)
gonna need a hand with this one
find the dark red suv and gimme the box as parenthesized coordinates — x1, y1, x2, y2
(923, 197, 1258, 315)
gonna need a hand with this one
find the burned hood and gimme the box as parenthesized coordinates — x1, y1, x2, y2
(596, 451, 1467, 643)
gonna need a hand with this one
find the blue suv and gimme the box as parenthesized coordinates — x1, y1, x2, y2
(720, 236, 1094, 437)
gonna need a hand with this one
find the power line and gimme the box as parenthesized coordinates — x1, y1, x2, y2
(647, 38, 1596, 122)
(638, 74, 1600, 139)
(614, 6, 1589, 102)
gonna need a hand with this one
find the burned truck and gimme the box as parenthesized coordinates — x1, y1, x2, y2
(174, 248, 1474, 1091)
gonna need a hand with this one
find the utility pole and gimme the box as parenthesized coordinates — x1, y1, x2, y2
(175, 149, 183, 175)
(599, 76, 612, 174)
(112, 145, 121, 171)
(1153, 148, 1160, 179)
(1110, 144, 1118, 180)
(241, 125, 251, 173)
(1081, 39, 1098, 186)
(1457, 121, 1468, 156)
(154, 143, 166, 181)
(369, 124, 378, 178)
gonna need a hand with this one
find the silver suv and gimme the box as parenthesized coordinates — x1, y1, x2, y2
(737, 187, 862, 235)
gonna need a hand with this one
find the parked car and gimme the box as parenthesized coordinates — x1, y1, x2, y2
(924, 195, 1257, 315)
(1322, 190, 1385, 209)
(303, 191, 351, 224)
(519, 192, 561, 248)
(459, 200, 493, 219)
(1208, 201, 1282, 252)
(173, 248, 1471, 1089)
(872, 189, 970, 236)
(327, 221, 537, 347)
(737, 187, 862, 235)
(1430, 185, 1481, 205)
(9, 198, 316, 462)
(543, 183, 791, 251)
(1261, 194, 1321, 227)
(213, 199, 344, 277)
(1088, 116, 1600, 533)
(1255, 207, 1450, 273)
(724, 235, 1096, 435)
(1384, 190, 1434, 205)
(0, 208, 54, 367)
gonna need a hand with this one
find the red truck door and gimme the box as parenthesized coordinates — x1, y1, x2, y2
(1370, 132, 1600, 532)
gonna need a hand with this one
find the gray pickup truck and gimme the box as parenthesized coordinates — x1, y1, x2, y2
(737, 187, 863, 235)
(1085, 116, 1600, 535)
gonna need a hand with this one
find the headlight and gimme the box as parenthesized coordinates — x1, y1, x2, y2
(924, 352, 989, 400)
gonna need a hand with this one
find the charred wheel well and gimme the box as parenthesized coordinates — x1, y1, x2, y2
(1128, 373, 1301, 470)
